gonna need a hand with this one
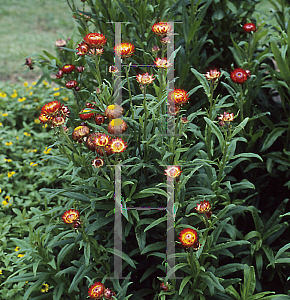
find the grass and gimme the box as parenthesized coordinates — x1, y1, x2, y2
(0, 0, 281, 83)
(0, 0, 75, 82)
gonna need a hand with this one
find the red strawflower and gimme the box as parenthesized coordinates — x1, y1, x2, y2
(88, 282, 105, 299)
(243, 23, 256, 33)
(152, 22, 172, 36)
(65, 80, 78, 89)
(195, 200, 212, 218)
(114, 43, 135, 58)
(62, 64, 75, 74)
(107, 118, 127, 135)
(92, 157, 104, 168)
(41, 101, 62, 116)
(55, 69, 64, 79)
(167, 88, 189, 106)
(84, 33, 107, 48)
(230, 68, 248, 84)
(79, 108, 95, 120)
(72, 125, 90, 141)
(104, 288, 115, 299)
(95, 114, 105, 125)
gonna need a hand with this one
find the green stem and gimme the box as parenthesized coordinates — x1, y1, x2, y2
(239, 84, 244, 123)
(143, 87, 148, 162)
(94, 55, 102, 87)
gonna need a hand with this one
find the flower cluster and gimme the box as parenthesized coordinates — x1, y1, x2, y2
(54, 64, 84, 90)
(76, 32, 107, 56)
(88, 282, 115, 299)
(86, 133, 127, 156)
(39, 101, 70, 127)
(62, 209, 81, 230)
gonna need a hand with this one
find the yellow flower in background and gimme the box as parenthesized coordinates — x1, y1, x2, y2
(5, 196, 11, 201)
(0, 269, 2, 274)
(53, 87, 60, 91)
(34, 119, 40, 124)
(53, 92, 60, 96)
(2, 200, 8, 206)
(43, 80, 48, 86)
(62, 96, 69, 101)
(11, 93, 17, 98)
(2, 113, 8, 117)
(0, 188, 1, 193)
(23, 82, 28, 87)
(32, 82, 37, 85)
(29, 91, 33, 96)
(17, 254, 25, 258)
(0, 92, 7, 97)
(7, 171, 15, 178)
(16, 136, 19, 139)
(43, 147, 52, 154)
(4, 159, 12, 162)
(41, 283, 49, 293)
(15, 246, 20, 252)
(30, 162, 38, 167)
(5, 142, 13, 146)
(0, 123, 2, 126)
(24, 132, 31, 136)
(18, 97, 26, 102)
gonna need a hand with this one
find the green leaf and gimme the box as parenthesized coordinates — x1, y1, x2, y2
(261, 127, 287, 151)
(242, 266, 256, 298)
(68, 264, 94, 293)
(204, 117, 224, 147)
(231, 118, 249, 138)
(179, 276, 193, 295)
(271, 42, 290, 85)
(210, 241, 250, 252)
(141, 241, 166, 255)
(23, 275, 50, 300)
(107, 248, 137, 268)
(53, 283, 65, 300)
(144, 215, 167, 232)
(117, 0, 138, 27)
(216, 263, 249, 277)
(275, 242, 290, 260)
(191, 68, 210, 95)
(225, 285, 240, 300)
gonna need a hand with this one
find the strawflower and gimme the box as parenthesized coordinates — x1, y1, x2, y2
(243, 23, 256, 33)
(84, 33, 107, 48)
(76, 41, 90, 56)
(178, 228, 200, 249)
(136, 72, 155, 85)
(152, 21, 172, 36)
(154, 57, 172, 69)
(105, 104, 123, 119)
(205, 69, 221, 82)
(62, 209, 79, 224)
(114, 43, 135, 58)
(167, 88, 189, 106)
(164, 165, 182, 178)
(107, 118, 128, 135)
(218, 112, 234, 126)
(111, 137, 127, 153)
(195, 200, 212, 218)
(88, 282, 105, 299)
(92, 157, 104, 168)
(40, 283, 49, 293)
(230, 68, 249, 84)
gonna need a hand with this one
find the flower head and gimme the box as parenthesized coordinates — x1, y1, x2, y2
(195, 200, 212, 218)
(65, 80, 78, 89)
(62, 64, 75, 74)
(154, 57, 172, 69)
(39, 101, 69, 127)
(92, 157, 104, 168)
(79, 108, 95, 120)
(136, 72, 155, 85)
(76, 41, 90, 56)
(152, 22, 172, 36)
(55, 39, 66, 47)
(230, 68, 248, 84)
(164, 165, 182, 178)
(88, 282, 105, 299)
(205, 69, 221, 82)
(41, 101, 62, 116)
(105, 104, 123, 119)
(62, 209, 79, 224)
(168, 105, 180, 116)
(104, 288, 116, 299)
(25, 57, 34, 70)
(111, 137, 127, 153)
(95, 114, 105, 125)
(107, 118, 128, 135)
(218, 111, 234, 125)
(109, 65, 119, 74)
(179, 228, 199, 248)
(84, 33, 106, 48)
(41, 283, 49, 293)
(243, 23, 256, 33)
(114, 43, 135, 58)
(72, 125, 90, 141)
(167, 88, 189, 106)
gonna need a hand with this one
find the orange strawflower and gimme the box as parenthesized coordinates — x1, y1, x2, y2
(195, 200, 212, 218)
(178, 228, 199, 249)
(76, 41, 90, 56)
(114, 43, 135, 58)
(167, 88, 189, 106)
